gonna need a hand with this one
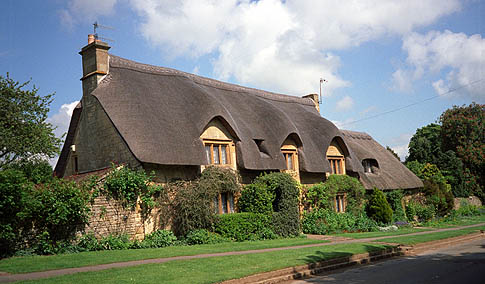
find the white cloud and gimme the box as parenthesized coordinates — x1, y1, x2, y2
(47, 101, 80, 167)
(130, 0, 460, 96)
(389, 133, 413, 161)
(336, 96, 354, 111)
(396, 30, 485, 100)
(59, 0, 118, 29)
(360, 105, 377, 116)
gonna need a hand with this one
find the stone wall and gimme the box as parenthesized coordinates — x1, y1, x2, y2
(453, 196, 483, 210)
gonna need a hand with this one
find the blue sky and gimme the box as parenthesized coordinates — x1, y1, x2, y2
(1, 0, 484, 165)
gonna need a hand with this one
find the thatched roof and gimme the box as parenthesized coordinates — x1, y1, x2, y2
(341, 130, 423, 190)
(55, 54, 422, 190)
(89, 55, 362, 173)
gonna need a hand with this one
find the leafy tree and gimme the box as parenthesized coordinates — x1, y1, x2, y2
(440, 103, 484, 199)
(0, 74, 61, 169)
(5, 159, 53, 184)
(386, 146, 400, 161)
(406, 123, 442, 165)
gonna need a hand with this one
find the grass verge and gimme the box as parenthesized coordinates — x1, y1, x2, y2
(332, 227, 431, 239)
(375, 225, 485, 245)
(19, 243, 391, 284)
(0, 238, 327, 274)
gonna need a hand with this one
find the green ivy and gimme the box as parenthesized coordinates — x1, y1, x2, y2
(306, 175, 366, 215)
(102, 165, 163, 210)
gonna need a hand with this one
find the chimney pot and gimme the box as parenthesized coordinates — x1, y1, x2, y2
(88, 34, 95, 44)
(302, 93, 320, 113)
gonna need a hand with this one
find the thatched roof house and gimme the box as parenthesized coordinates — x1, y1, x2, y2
(55, 37, 422, 197)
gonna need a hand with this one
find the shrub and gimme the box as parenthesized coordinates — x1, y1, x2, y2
(19, 178, 92, 254)
(455, 204, 481, 217)
(171, 167, 241, 237)
(214, 212, 276, 241)
(238, 183, 274, 214)
(253, 172, 300, 237)
(306, 175, 366, 214)
(302, 209, 377, 234)
(366, 188, 393, 224)
(184, 229, 229, 245)
(0, 169, 32, 257)
(385, 190, 407, 222)
(76, 233, 102, 251)
(405, 201, 435, 222)
(98, 234, 131, 250)
(143, 230, 177, 248)
(423, 180, 454, 217)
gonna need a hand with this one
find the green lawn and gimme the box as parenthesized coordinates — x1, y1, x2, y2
(19, 243, 391, 284)
(332, 227, 431, 239)
(0, 238, 327, 274)
(376, 225, 485, 245)
(424, 214, 485, 228)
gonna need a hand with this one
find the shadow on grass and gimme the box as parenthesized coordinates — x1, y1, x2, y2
(301, 244, 393, 265)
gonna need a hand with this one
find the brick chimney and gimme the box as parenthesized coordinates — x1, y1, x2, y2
(79, 34, 110, 97)
(302, 93, 320, 112)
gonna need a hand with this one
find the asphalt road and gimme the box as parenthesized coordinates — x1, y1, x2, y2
(286, 238, 485, 284)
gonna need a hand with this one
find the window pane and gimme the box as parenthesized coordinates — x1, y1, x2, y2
(221, 145, 227, 164)
(213, 145, 220, 164)
(205, 145, 211, 164)
(336, 159, 341, 174)
(287, 153, 293, 170)
(221, 192, 228, 213)
(228, 193, 234, 213)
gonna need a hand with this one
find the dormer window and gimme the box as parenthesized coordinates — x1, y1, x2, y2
(205, 143, 230, 165)
(282, 150, 297, 170)
(326, 139, 347, 175)
(362, 159, 378, 173)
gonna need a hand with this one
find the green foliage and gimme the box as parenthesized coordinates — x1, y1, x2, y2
(184, 229, 229, 245)
(19, 178, 92, 254)
(214, 212, 277, 241)
(5, 159, 53, 184)
(302, 209, 378, 234)
(0, 169, 32, 256)
(171, 167, 241, 237)
(0, 73, 61, 169)
(405, 201, 435, 222)
(238, 183, 274, 214)
(407, 123, 442, 165)
(102, 165, 163, 210)
(440, 103, 484, 199)
(97, 234, 132, 250)
(420, 163, 447, 184)
(307, 175, 366, 214)
(385, 190, 406, 222)
(366, 188, 393, 224)
(423, 180, 454, 217)
(454, 204, 481, 217)
(198, 166, 241, 195)
(386, 146, 400, 161)
(252, 172, 300, 237)
(143, 230, 177, 248)
(405, 160, 425, 177)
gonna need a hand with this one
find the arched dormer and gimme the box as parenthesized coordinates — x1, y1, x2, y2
(200, 118, 237, 170)
(362, 158, 379, 174)
(326, 137, 349, 175)
(280, 134, 302, 181)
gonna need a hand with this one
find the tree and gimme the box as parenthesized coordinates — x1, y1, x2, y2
(440, 103, 484, 199)
(366, 188, 393, 224)
(0, 74, 61, 169)
(406, 123, 442, 165)
(386, 146, 400, 161)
